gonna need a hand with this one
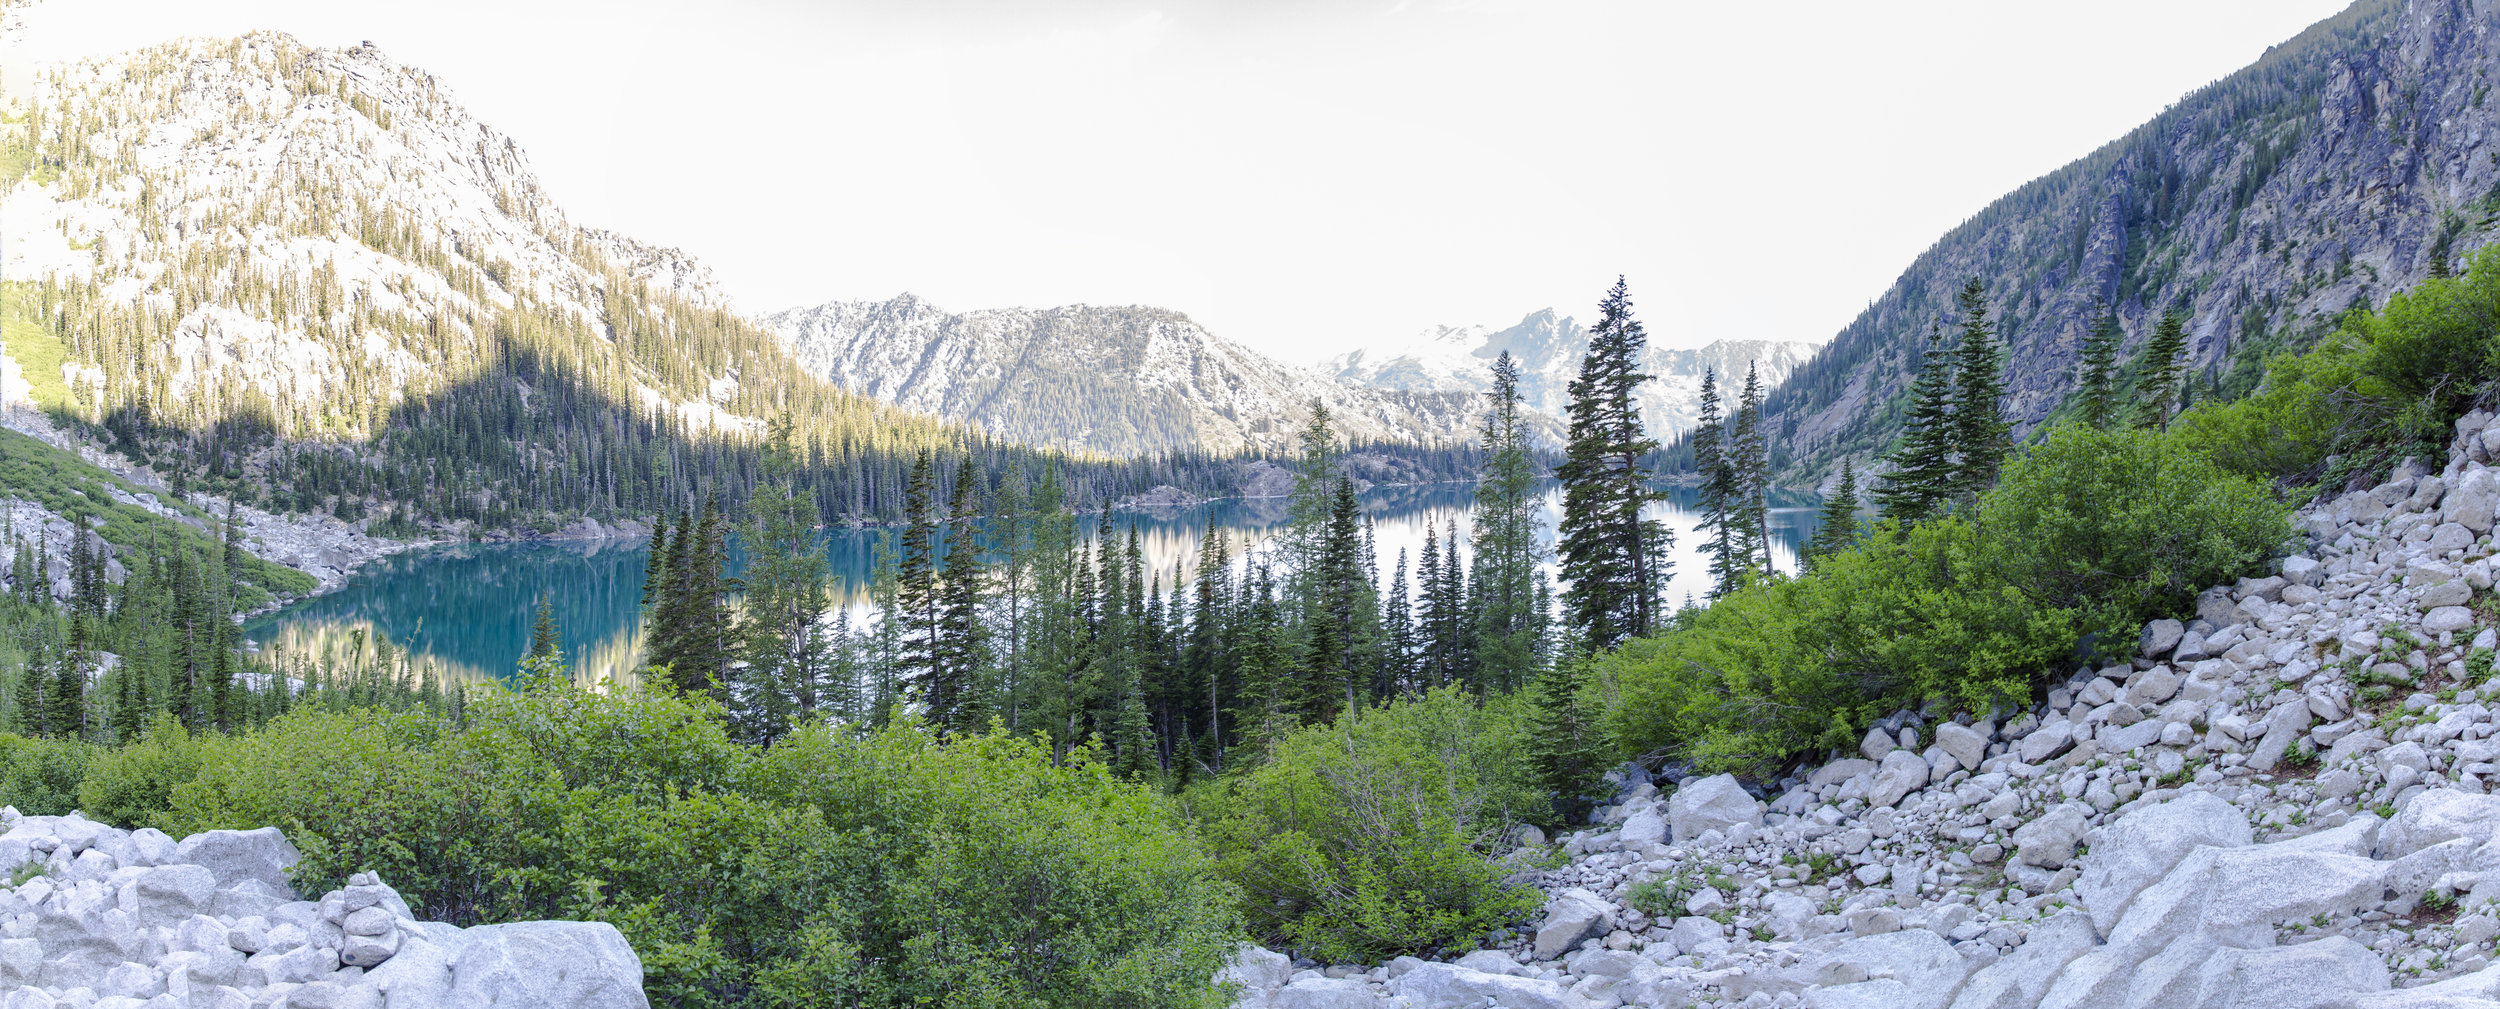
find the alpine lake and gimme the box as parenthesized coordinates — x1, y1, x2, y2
(241, 484, 1826, 687)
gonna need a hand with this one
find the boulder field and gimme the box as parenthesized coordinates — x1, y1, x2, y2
(0, 808, 645, 1009)
(1222, 412, 2500, 1008)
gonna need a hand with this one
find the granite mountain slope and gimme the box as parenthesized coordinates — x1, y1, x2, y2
(760, 295, 1501, 458)
(1762, 0, 2499, 488)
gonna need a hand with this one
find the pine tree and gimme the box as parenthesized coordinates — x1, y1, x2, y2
(1805, 458, 1864, 569)
(1555, 277, 1669, 651)
(2075, 307, 2123, 430)
(1692, 367, 1742, 596)
(1729, 362, 1772, 578)
(2132, 309, 2192, 431)
(528, 594, 560, 660)
(1947, 279, 2010, 499)
(1471, 350, 1548, 694)
(891, 451, 942, 713)
(930, 457, 988, 733)
(14, 647, 48, 736)
(639, 509, 672, 608)
(1873, 326, 1958, 525)
(1523, 656, 1605, 825)
(734, 417, 835, 742)
(1301, 475, 1365, 721)
(1382, 548, 1416, 695)
(48, 645, 84, 740)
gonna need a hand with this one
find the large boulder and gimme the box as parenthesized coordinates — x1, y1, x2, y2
(1618, 805, 1667, 849)
(1532, 887, 1614, 959)
(1933, 723, 1989, 772)
(1389, 962, 1585, 1009)
(1947, 912, 2095, 1009)
(2187, 937, 2388, 1009)
(1669, 774, 1762, 843)
(1868, 750, 1931, 809)
(2012, 803, 2091, 869)
(172, 828, 301, 895)
(1218, 945, 1294, 996)
(448, 921, 647, 1009)
(1795, 929, 1972, 1009)
(1267, 978, 1376, 1009)
(2380, 789, 2500, 858)
(2077, 792, 2251, 934)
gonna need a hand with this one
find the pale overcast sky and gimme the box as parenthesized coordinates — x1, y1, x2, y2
(21, 0, 2354, 358)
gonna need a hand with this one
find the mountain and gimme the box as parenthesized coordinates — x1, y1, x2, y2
(0, 32, 1194, 529)
(1758, 0, 2490, 488)
(1324, 309, 1818, 440)
(760, 295, 1492, 458)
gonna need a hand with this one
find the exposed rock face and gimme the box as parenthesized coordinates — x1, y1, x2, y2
(761, 295, 1504, 458)
(0, 810, 645, 1008)
(1763, 1, 2500, 489)
(1220, 407, 2500, 1007)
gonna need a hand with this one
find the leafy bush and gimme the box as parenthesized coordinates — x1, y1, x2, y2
(16, 679, 1240, 1009)
(1194, 687, 1544, 963)
(1597, 424, 2288, 776)
(0, 732, 92, 815)
(2172, 244, 2500, 486)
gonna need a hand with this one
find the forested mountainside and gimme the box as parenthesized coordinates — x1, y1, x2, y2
(760, 294, 1493, 458)
(1762, 0, 2494, 488)
(1324, 308, 1816, 442)
(0, 33, 1228, 531)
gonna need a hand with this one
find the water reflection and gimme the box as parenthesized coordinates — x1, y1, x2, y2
(244, 483, 1826, 684)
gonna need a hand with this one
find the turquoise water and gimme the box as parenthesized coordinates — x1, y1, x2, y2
(242, 484, 1825, 685)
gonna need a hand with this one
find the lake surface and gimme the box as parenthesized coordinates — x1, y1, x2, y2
(243, 484, 1826, 686)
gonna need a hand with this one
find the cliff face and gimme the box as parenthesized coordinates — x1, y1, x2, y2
(1768, 0, 2494, 486)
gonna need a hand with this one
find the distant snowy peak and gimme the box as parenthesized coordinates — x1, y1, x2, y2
(761, 295, 1495, 458)
(1326, 310, 1820, 438)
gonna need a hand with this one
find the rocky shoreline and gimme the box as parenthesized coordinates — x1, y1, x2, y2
(1224, 410, 2500, 1009)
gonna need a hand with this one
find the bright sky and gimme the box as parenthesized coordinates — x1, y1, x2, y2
(20, 0, 2354, 358)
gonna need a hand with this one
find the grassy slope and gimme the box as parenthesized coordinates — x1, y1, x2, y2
(0, 425, 316, 606)
(1, 287, 79, 413)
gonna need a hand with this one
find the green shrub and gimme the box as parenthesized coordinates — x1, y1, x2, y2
(0, 733, 92, 815)
(1598, 424, 2288, 776)
(1975, 424, 2291, 647)
(75, 717, 212, 830)
(2173, 244, 2500, 486)
(1195, 687, 1544, 963)
(27, 677, 1241, 1009)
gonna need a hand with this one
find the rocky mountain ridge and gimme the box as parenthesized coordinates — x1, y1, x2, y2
(1323, 310, 1817, 443)
(1224, 406, 2500, 1009)
(1758, 0, 2499, 488)
(759, 294, 1506, 458)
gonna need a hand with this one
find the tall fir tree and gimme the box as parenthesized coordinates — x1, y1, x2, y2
(1804, 458, 1864, 569)
(930, 457, 989, 734)
(1555, 277, 1669, 651)
(890, 451, 943, 715)
(1692, 367, 1743, 596)
(1947, 279, 2011, 499)
(1523, 656, 1605, 826)
(1471, 350, 1548, 694)
(528, 594, 560, 660)
(1729, 362, 1772, 579)
(2075, 306, 2124, 430)
(733, 413, 833, 743)
(2132, 309, 2192, 432)
(1873, 325, 1958, 525)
